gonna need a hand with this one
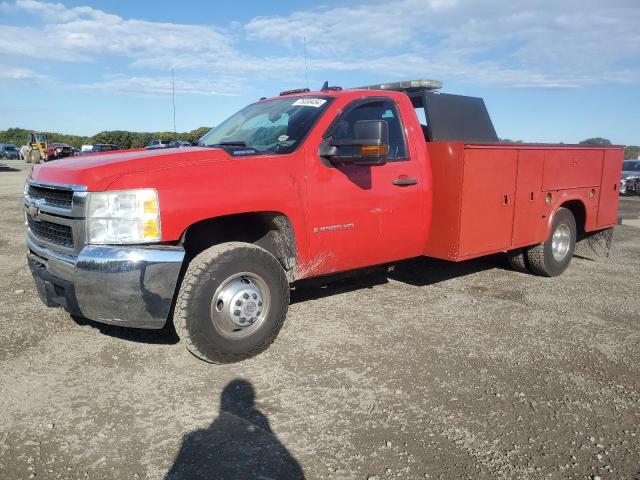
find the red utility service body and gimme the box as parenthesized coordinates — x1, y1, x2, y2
(425, 142, 622, 262)
(29, 88, 623, 280)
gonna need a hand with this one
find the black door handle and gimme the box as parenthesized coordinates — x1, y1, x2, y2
(393, 177, 418, 186)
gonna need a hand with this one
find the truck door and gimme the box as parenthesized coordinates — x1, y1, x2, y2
(304, 97, 424, 274)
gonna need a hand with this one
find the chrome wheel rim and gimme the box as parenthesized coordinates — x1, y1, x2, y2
(551, 223, 571, 262)
(210, 272, 270, 339)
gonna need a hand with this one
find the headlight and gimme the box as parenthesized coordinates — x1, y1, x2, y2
(86, 189, 161, 244)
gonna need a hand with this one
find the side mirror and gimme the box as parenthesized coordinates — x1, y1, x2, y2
(320, 120, 389, 166)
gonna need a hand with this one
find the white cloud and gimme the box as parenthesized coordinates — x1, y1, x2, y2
(0, 0, 638, 93)
(0, 0, 233, 62)
(244, 0, 640, 87)
(74, 74, 242, 96)
(0, 64, 47, 80)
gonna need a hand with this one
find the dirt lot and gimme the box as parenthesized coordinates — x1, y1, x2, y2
(1, 160, 639, 480)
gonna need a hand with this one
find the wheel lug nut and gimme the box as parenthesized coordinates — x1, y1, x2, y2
(236, 300, 242, 306)
(258, 301, 263, 307)
(234, 310, 241, 316)
(252, 293, 257, 299)
(243, 293, 249, 299)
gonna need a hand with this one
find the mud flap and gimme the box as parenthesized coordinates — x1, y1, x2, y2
(575, 228, 613, 260)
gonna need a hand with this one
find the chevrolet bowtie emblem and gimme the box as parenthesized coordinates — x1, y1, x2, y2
(27, 203, 39, 219)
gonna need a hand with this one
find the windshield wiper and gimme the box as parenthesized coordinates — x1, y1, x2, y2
(206, 141, 247, 148)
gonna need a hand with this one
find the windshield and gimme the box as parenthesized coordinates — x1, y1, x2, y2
(199, 96, 332, 154)
(623, 161, 640, 172)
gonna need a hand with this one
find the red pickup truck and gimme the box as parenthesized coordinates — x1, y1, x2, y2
(24, 80, 624, 363)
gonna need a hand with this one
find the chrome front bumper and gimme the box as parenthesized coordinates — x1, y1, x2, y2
(28, 236, 185, 329)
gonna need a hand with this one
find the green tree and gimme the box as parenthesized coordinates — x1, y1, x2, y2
(625, 146, 640, 160)
(579, 137, 612, 145)
(0, 126, 213, 150)
(188, 127, 211, 144)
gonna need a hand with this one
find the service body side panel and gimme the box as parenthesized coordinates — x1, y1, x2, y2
(423, 142, 465, 260)
(458, 147, 518, 257)
(596, 149, 624, 228)
(511, 150, 545, 247)
(542, 149, 603, 191)
(423, 143, 624, 262)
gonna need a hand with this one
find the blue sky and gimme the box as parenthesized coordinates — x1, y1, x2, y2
(0, 0, 639, 144)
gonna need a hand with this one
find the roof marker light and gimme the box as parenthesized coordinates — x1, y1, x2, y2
(354, 79, 443, 91)
(279, 88, 311, 96)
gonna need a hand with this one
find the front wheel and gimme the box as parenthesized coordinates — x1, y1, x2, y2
(526, 207, 576, 277)
(174, 242, 289, 363)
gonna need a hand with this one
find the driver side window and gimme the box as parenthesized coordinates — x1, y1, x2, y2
(331, 99, 408, 161)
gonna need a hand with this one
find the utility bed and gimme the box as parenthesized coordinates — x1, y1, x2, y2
(424, 142, 623, 261)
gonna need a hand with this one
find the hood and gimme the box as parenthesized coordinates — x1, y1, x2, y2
(622, 170, 640, 179)
(29, 147, 235, 190)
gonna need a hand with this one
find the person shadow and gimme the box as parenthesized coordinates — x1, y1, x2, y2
(165, 379, 305, 480)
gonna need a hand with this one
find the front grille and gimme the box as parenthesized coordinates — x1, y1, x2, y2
(27, 216, 74, 248)
(28, 185, 73, 208)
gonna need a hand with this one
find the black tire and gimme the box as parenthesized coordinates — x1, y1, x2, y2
(31, 150, 41, 164)
(506, 249, 530, 273)
(174, 242, 289, 363)
(526, 207, 576, 277)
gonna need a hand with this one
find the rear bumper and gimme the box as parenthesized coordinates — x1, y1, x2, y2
(28, 236, 185, 329)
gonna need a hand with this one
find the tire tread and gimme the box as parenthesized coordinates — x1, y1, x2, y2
(174, 242, 289, 363)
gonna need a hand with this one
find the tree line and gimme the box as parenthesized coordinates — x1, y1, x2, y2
(1, 127, 638, 159)
(501, 137, 638, 159)
(0, 127, 211, 149)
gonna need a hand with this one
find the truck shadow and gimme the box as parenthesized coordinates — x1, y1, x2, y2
(165, 378, 305, 479)
(291, 253, 507, 304)
(70, 314, 180, 345)
(70, 254, 509, 342)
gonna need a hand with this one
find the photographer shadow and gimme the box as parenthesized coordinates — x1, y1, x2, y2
(166, 378, 304, 480)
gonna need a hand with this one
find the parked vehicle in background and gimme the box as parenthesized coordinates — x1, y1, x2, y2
(73, 148, 81, 156)
(44, 143, 74, 161)
(0, 143, 20, 159)
(19, 145, 29, 161)
(169, 140, 192, 148)
(146, 139, 172, 149)
(84, 144, 122, 154)
(24, 79, 624, 363)
(620, 160, 640, 195)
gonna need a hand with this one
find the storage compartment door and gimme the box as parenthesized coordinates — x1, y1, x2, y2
(542, 149, 603, 190)
(511, 150, 546, 247)
(459, 148, 518, 257)
(596, 149, 623, 228)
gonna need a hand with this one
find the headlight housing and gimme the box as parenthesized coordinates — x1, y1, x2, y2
(86, 189, 161, 244)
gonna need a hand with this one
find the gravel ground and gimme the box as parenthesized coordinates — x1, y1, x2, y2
(1, 160, 639, 480)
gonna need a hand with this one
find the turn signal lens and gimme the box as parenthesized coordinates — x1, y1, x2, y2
(143, 196, 159, 214)
(143, 219, 160, 239)
(361, 145, 389, 156)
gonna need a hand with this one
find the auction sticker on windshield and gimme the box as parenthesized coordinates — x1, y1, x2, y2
(292, 98, 327, 108)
